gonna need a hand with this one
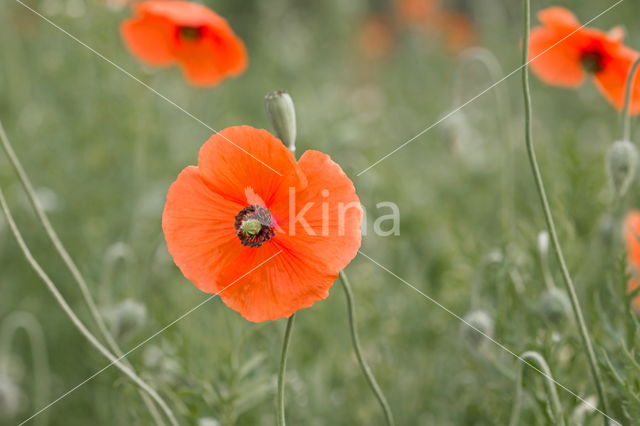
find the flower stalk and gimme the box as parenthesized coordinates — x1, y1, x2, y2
(0, 189, 177, 426)
(521, 1, 610, 424)
(276, 314, 295, 426)
(339, 271, 395, 426)
(0, 312, 51, 426)
(622, 57, 640, 142)
(0, 122, 176, 426)
(508, 351, 565, 426)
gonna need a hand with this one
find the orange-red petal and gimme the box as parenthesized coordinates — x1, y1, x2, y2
(162, 166, 245, 294)
(121, 13, 175, 66)
(217, 151, 362, 322)
(276, 150, 363, 274)
(529, 25, 585, 87)
(177, 28, 247, 86)
(163, 127, 363, 322)
(197, 126, 306, 210)
(121, 1, 247, 87)
(593, 46, 640, 114)
(537, 7, 580, 33)
(625, 211, 640, 267)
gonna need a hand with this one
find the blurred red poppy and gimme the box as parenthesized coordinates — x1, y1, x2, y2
(358, 14, 396, 60)
(394, 0, 476, 54)
(121, 1, 247, 87)
(438, 11, 475, 53)
(624, 211, 640, 311)
(162, 126, 362, 322)
(395, 0, 437, 27)
(529, 7, 640, 115)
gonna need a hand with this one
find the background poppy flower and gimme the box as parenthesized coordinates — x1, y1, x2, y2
(121, 1, 247, 87)
(624, 211, 640, 311)
(162, 126, 363, 322)
(529, 7, 640, 115)
(395, 0, 437, 27)
(358, 14, 396, 60)
(625, 212, 640, 264)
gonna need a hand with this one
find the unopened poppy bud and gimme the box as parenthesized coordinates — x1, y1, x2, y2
(607, 140, 637, 197)
(104, 299, 147, 340)
(537, 231, 549, 257)
(537, 288, 571, 324)
(460, 310, 494, 350)
(0, 378, 21, 421)
(143, 345, 183, 385)
(264, 91, 297, 152)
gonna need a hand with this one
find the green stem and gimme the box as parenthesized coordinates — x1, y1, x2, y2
(0, 121, 175, 425)
(0, 312, 51, 426)
(276, 314, 295, 426)
(339, 271, 395, 426)
(622, 57, 640, 142)
(0, 189, 176, 425)
(508, 351, 565, 426)
(452, 47, 514, 241)
(520, 1, 610, 424)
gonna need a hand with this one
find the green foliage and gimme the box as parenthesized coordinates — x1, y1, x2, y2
(1, 0, 640, 424)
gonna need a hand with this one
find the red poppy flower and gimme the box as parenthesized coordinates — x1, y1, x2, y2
(395, 0, 437, 27)
(162, 126, 363, 322)
(438, 11, 475, 54)
(358, 15, 396, 60)
(624, 211, 640, 311)
(529, 7, 640, 115)
(121, 1, 247, 87)
(625, 211, 640, 266)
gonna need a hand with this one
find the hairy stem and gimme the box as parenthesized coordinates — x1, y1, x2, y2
(0, 121, 174, 425)
(339, 271, 395, 426)
(508, 351, 565, 426)
(276, 314, 295, 426)
(521, 1, 609, 423)
(0, 312, 51, 426)
(622, 57, 640, 142)
(0, 189, 178, 425)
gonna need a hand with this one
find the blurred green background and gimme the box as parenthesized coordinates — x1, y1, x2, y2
(2, 0, 640, 424)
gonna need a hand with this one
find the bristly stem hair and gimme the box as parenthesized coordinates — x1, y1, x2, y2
(520, 1, 610, 424)
(339, 271, 395, 426)
(276, 314, 295, 426)
(622, 57, 640, 142)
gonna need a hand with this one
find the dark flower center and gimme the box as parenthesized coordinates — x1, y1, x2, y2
(581, 50, 605, 74)
(179, 26, 203, 41)
(234, 205, 276, 248)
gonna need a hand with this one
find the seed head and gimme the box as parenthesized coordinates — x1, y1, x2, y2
(460, 310, 495, 351)
(607, 140, 637, 197)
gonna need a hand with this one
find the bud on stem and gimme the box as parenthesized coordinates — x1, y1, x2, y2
(265, 91, 297, 153)
(606, 140, 637, 197)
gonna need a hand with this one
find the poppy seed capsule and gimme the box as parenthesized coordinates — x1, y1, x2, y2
(104, 299, 147, 340)
(537, 288, 571, 324)
(606, 140, 638, 197)
(265, 91, 297, 152)
(460, 310, 495, 350)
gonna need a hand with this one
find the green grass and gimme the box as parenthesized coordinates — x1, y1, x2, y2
(1, 0, 640, 425)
